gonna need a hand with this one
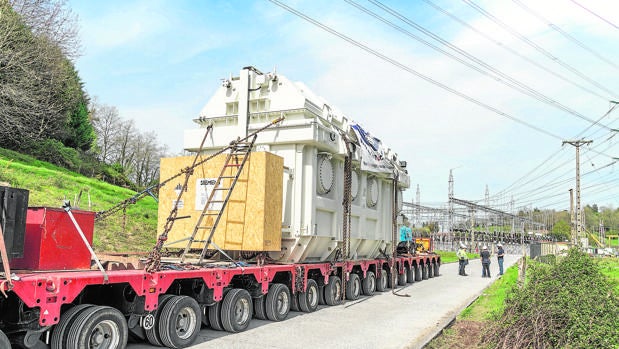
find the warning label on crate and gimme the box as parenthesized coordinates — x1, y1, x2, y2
(195, 178, 223, 211)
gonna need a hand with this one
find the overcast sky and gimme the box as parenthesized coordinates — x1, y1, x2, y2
(69, 0, 619, 212)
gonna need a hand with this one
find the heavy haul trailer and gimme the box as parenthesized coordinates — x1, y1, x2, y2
(0, 66, 441, 349)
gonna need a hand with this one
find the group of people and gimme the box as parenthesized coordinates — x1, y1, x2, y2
(457, 242, 505, 277)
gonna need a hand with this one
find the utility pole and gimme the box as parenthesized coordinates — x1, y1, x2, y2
(563, 140, 592, 247)
(448, 170, 454, 235)
(569, 189, 574, 244)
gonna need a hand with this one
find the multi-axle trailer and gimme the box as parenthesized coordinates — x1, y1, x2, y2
(0, 198, 440, 349)
(1, 66, 442, 348)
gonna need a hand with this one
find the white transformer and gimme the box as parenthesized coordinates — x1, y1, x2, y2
(184, 66, 409, 263)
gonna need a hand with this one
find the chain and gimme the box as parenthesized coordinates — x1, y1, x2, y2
(144, 116, 285, 272)
(340, 138, 353, 301)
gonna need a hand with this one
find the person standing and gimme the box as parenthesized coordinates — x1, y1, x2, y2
(480, 245, 491, 277)
(497, 243, 505, 276)
(457, 242, 468, 276)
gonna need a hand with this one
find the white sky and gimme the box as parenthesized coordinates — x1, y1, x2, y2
(69, 0, 619, 212)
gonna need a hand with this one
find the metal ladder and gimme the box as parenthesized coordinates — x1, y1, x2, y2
(180, 134, 257, 264)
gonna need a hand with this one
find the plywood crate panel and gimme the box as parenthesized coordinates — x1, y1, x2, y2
(158, 152, 283, 251)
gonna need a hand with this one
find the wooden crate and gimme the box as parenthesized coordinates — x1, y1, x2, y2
(157, 152, 283, 252)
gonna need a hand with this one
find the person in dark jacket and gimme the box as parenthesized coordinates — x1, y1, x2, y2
(480, 245, 491, 277)
(496, 243, 505, 276)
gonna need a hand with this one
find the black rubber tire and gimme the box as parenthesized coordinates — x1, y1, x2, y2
(253, 295, 267, 320)
(145, 294, 176, 346)
(0, 329, 10, 349)
(208, 300, 224, 331)
(65, 306, 128, 349)
(375, 271, 387, 292)
(398, 269, 407, 286)
(324, 275, 342, 306)
(404, 267, 415, 284)
(362, 271, 376, 296)
(318, 285, 326, 305)
(345, 273, 361, 300)
(265, 284, 290, 321)
(386, 269, 395, 289)
(221, 289, 253, 333)
(201, 305, 210, 328)
(158, 296, 201, 348)
(290, 290, 300, 312)
(298, 279, 319, 313)
(428, 262, 435, 278)
(414, 264, 423, 282)
(51, 304, 94, 349)
(422, 263, 429, 280)
(434, 261, 440, 276)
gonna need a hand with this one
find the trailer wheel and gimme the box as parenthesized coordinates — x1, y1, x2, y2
(298, 279, 319, 313)
(51, 304, 94, 349)
(375, 271, 387, 292)
(0, 329, 10, 349)
(65, 306, 128, 349)
(414, 264, 422, 282)
(422, 263, 429, 280)
(221, 289, 253, 333)
(345, 273, 361, 300)
(324, 276, 342, 306)
(398, 269, 407, 286)
(406, 265, 414, 283)
(434, 261, 440, 276)
(386, 269, 395, 289)
(208, 300, 224, 330)
(266, 283, 291, 321)
(158, 296, 201, 348)
(145, 294, 176, 346)
(428, 262, 435, 278)
(201, 305, 210, 327)
(253, 295, 267, 320)
(318, 285, 326, 305)
(290, 289, 300, 312)
(362, 271, 376, 296)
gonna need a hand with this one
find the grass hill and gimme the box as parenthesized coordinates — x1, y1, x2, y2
(0, 148, 158, 252)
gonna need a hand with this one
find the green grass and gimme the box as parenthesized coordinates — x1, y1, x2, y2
(596, 257, 619, 292)
(435, 250, 480, 263)
(0, 149, 158, 252)
(460, 264, 519, 321)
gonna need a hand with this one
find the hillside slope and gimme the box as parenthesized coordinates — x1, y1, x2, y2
(0, 148, 158, 252)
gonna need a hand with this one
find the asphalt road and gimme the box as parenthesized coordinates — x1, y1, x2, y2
(129, 254, 521, 349)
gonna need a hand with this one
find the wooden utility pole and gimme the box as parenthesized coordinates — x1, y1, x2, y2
(563, 140, 592, 247)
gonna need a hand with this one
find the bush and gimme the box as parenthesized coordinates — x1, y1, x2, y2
(20, 139, 81, 170)
(482, 249, 619, 348)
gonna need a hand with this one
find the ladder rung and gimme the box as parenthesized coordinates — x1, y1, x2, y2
(196, 227, 213, 230)
(220, 176, 237, 179)
(209, 200, 225, 203)
(201, 212, 220, 216)
(213, 187, 231, 191)
(225, 164, 242, 167)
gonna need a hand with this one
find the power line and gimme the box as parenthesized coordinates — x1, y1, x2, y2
(512, 0, 619, 71)
(268, 0, 563, 140)
(568, 0, 619, 31)
(462, 0, 619, 97)
(355, 0, 615, 131)
(421, 0, 610, 100)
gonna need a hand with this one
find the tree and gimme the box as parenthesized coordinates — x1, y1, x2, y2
(551, 220, 570, 241)
(90, 99, 120, 163)
(0, 1, 90, 151)
(9, 0, 81, 58)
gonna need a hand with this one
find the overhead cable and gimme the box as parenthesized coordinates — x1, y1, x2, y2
(568, 0, 619, 31)
(462, 0, 619, 97)
(512, 0, 619, 71)
(363, 0, 615, 130)
(268, 0, 563, 140)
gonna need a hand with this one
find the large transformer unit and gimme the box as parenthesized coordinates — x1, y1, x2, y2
(178, 66, 410, 263)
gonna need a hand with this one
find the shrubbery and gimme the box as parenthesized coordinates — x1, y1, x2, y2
(483, 249, 619, 348)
